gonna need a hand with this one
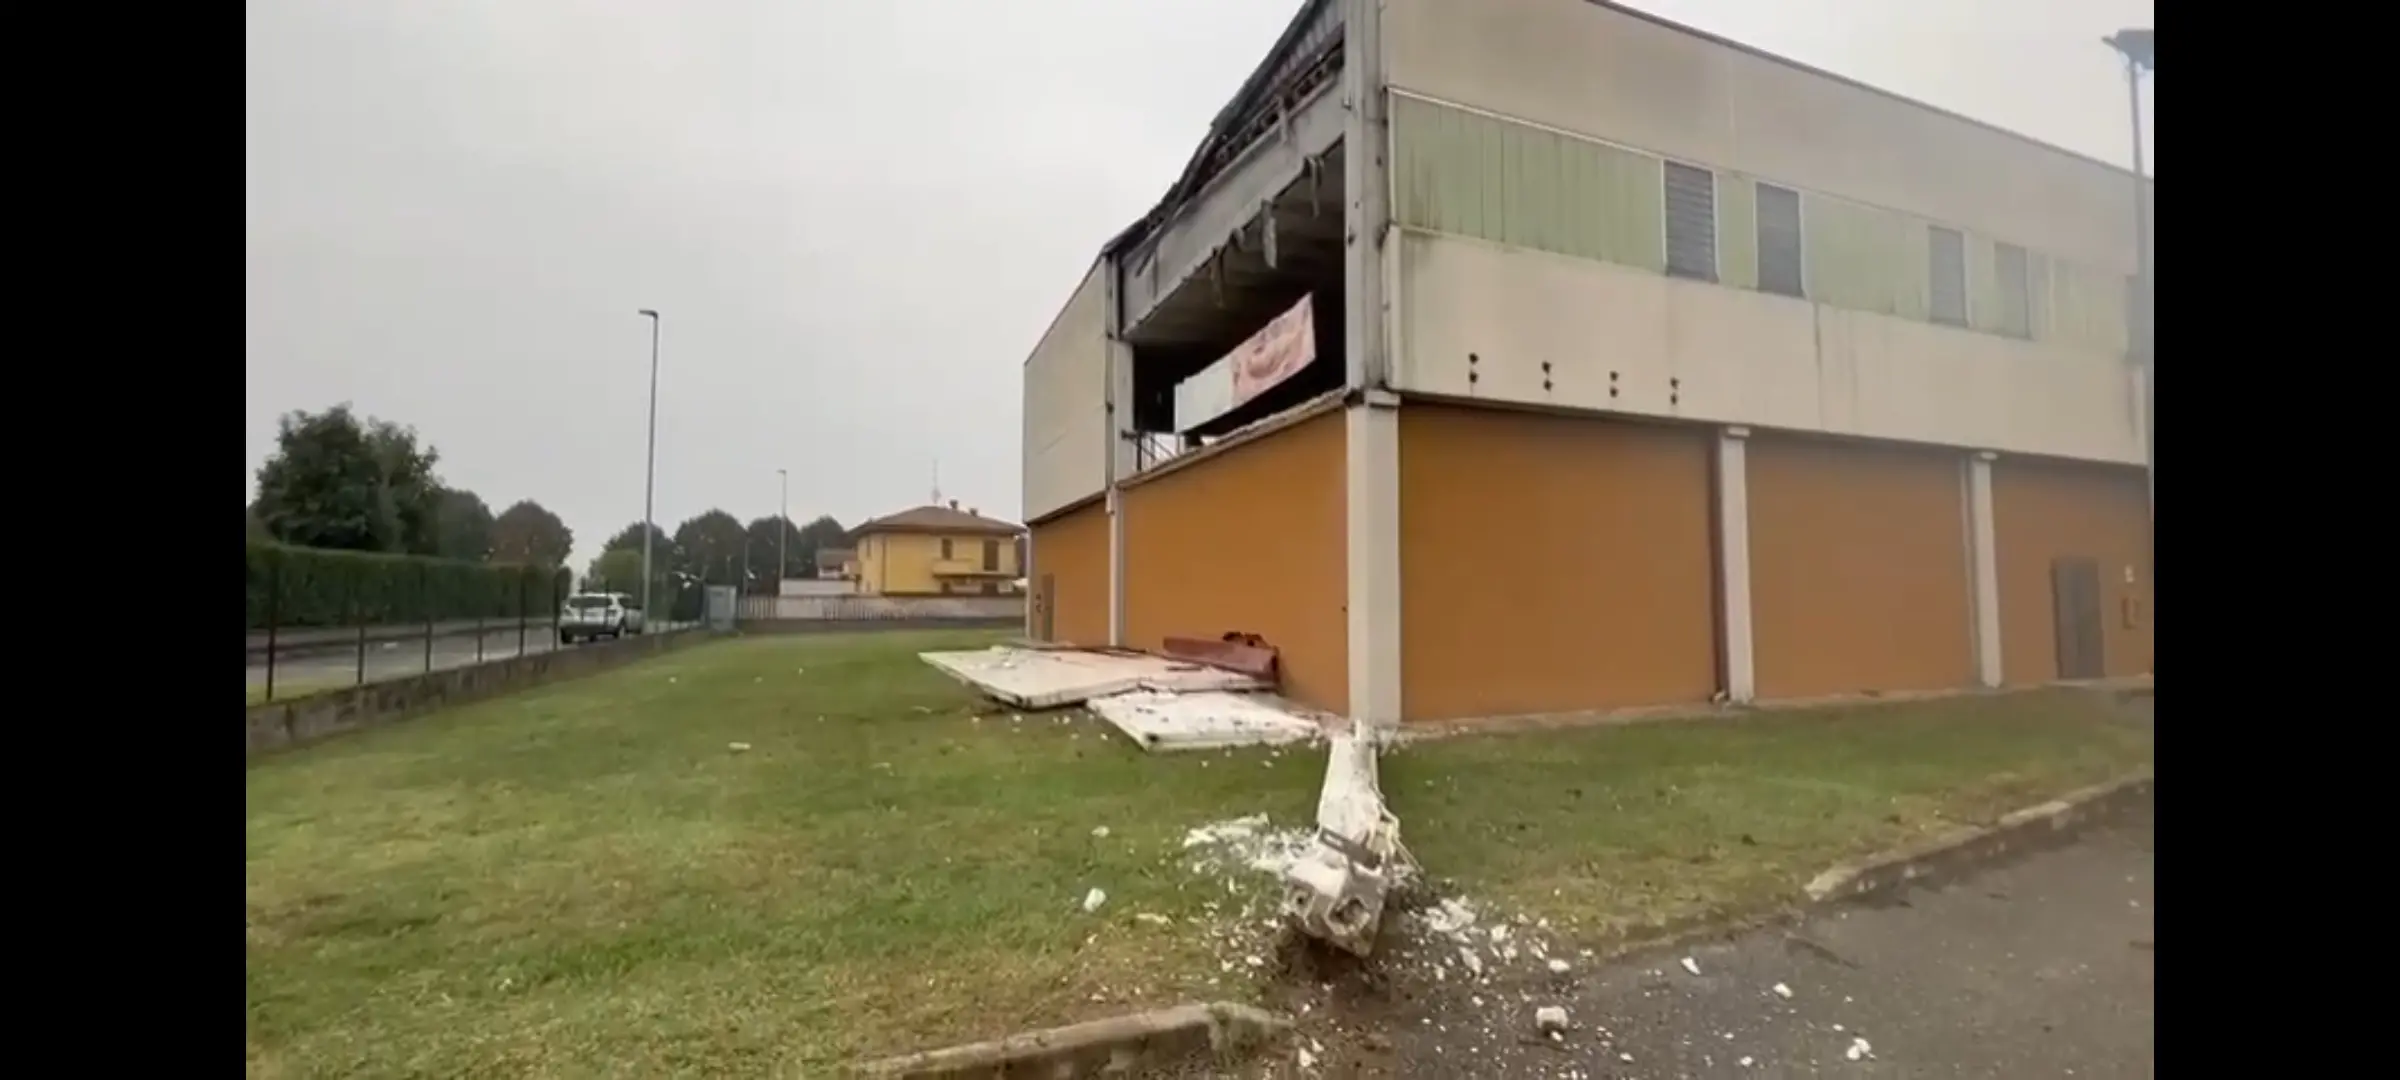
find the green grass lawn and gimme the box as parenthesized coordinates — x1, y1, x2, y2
(245, 630, 2153, 1077)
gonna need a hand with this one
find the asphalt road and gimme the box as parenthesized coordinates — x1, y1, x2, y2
(246, 623, 698, 697)
(1297, 800, 2155, 1078)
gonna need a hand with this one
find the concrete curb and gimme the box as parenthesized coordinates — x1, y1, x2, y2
(1803, 770, 2154, 903)
(853, 1002, 1293, 1079)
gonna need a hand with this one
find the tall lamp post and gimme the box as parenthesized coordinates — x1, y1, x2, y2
(775, 468, 789, 593)
(2103, 28, 2154, 527)
(637, 308, 662, 624)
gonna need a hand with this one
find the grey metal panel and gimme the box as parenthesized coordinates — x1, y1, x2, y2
(1755, 181, 1804, 297)
(1118, 79, 1346, 334)
(1928, 225, 1967, 326)
(2048, 557, 2103, 680)
(1663, 160, 1716, 281)
(1995, 241, 2032, 339)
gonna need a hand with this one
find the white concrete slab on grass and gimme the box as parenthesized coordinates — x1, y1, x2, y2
(919, 646, 1265, 709)
(1086, 690, 1326, 752)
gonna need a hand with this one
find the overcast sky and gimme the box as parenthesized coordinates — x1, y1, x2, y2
(245, 0, 2155, 571)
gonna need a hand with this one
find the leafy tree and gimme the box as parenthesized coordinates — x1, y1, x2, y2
(584, 548, 645, 595)
(490, 499, 572, 565)
(245, 503, 271, 543)
(797, 515, 847, 557)
(603, 521, 675, 558)
(432, 487, 495, 561)
(252, 404, 443, 553)
(742, 516, 802, 593)
(672, 510, 749, 587)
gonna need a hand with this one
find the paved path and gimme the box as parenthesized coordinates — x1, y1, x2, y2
(1304, 800, 2155, 1077)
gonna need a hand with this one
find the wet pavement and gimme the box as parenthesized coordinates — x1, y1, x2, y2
(1288, 798, 2154, 1078)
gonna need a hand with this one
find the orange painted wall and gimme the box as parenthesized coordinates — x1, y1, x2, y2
(1026, 499, 1108, 647)
(1398, 404, 1719, 722)
(1122, 411, 1349, 713)
(1993, 458, 2153, 683)
(1747, 435, 1976, 699)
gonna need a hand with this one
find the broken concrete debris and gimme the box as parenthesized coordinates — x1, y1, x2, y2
(1281, 720, 1415, 956)
(1535, 1006, 1570, 1034)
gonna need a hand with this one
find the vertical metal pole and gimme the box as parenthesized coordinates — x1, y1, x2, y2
(352, 581, 367, 687)
(475, 610, 485, 662)
(640, 310, 661, 628)
(2125, 56, 2154, 534)
(777, 468, 789, 595)
(264, 556, 281, 701)
(551, 572, 563, 649)
(422, 564, 435, 673)
(517, 573, 529, 657)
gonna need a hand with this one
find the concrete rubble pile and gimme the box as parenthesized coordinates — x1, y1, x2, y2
(1280, 719, 1413, 956)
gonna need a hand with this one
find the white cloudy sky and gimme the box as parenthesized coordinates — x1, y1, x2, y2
(245, 0, 2155, 569)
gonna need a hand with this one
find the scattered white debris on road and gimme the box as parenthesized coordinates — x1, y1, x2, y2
(1846, 1036, 1874, 1061)
(1081, 888, 1107, 914)
(1535, 1005, 1570, 1034)
(1773, 981, 1794, 999)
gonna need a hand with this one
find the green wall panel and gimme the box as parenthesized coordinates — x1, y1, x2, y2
(1389, 93, 2125, 354)
(1392, 95, 1664, 272)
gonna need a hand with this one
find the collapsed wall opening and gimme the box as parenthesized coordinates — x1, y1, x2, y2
(1123, 141, 1350, 468)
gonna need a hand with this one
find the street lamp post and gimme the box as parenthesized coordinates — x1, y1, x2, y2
(2104, 29, 2154, 527)
(637, 309, 661, 624)
(776, 468, 789, 594)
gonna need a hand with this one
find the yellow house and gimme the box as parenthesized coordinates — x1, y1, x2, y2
(850, 500, 1026, 596)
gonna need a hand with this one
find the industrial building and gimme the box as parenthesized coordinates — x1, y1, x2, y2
(1021, 0, 2154, 725)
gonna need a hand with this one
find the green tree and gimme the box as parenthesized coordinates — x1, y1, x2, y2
(672, 510, 749, 587)
(490, 499, 572, 565)
(603, 521, 675, 557)
(252, 404, 443, 553)
(742, 516, 801, 593)
(432, 487, 496, 561)
(797, 515, 848, 558)
(244, 503, 271, 543)
(584, 548, 645, 595)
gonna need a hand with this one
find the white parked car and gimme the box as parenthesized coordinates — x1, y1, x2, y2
(560, 592, 645, 644)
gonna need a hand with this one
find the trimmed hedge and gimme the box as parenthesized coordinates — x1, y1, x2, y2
(246, 543, 572, 629)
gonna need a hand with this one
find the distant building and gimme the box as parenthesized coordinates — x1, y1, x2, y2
(814, 547, 856, 580)
(849, 501, 1025, 596)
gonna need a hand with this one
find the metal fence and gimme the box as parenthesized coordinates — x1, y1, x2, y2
(245, 568, 697, 705)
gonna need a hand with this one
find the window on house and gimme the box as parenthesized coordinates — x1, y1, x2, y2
(1929, 226, 1967, 326)
(1994, 242, 2032, 338)
(940, 537, 952, 559)
(982, 539, 999, 571)
(1756, 182, 1804, 297)
(1663, 161, 1718, 282)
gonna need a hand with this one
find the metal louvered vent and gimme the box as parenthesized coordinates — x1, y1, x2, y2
(1929, 226, 1967, 326)
(1664, 161, 1717, 282)
(1756, 182, 1804, 297)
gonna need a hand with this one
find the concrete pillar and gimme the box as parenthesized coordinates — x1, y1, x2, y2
(1341, 0, 1390, 390)
(1715, 426, 1755, 703)
(1346, 392, 1402, 726)
(1965, 451, 2003, 688)
(1102, 260, 1133, 648)
(1341, 0, 1399, 725)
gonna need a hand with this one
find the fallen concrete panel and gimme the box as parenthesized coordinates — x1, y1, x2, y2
(920, 646, 1266, 709)
(1086, 690, 1325, 752)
